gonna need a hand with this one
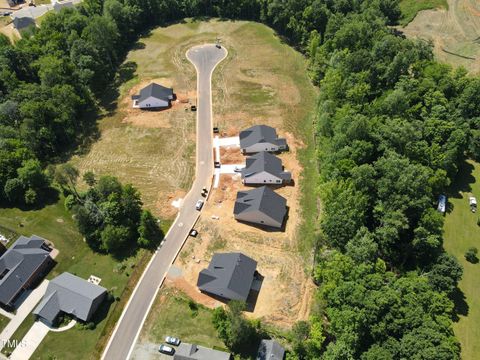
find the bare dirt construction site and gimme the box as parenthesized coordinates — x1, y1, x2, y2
(402, 0, 480, 73)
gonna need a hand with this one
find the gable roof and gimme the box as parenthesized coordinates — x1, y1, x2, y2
(197, 252, 257, 301)
(241, 152, 291, 181)
(256, 339, 285, 360)
(234, 186, 287, 225)
(53, 1, 75, 11)
(133, 83, 174, 102)
(13, 16, 36, 30)
(34, 272, 107, 323)
(0, 235, 51, 306)
(174, 343, 231, 360)
(239, 125, 286, 149)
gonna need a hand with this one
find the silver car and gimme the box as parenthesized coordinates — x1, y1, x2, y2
(158, 344, 175, 355)
(165, 336, 181, 346)
(195, 199, 204, 211)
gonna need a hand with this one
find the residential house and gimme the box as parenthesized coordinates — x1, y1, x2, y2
(239, 125, 288, 154)
(12, 16, 36, 30)
(256, 339, 285, 360)
(34, 272, 107, 325)
(197, 252, 257, 302)
(241, 151, 291, 185)
(0, 235, 53, 309)
(234, 186, 287, 228)
(131, 83, 174, 109)
(174, 343, 231, 360)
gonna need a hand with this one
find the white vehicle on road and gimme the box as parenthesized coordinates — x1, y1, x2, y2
(195, 199, 204, 211)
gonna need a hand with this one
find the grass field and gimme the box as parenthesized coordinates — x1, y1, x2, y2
(1, 314, 35, 356)
(399, 0, 448, 25)
(139, 287, 225, 350)
(444, 160, 480, 359)
(0, 314, 9, 334)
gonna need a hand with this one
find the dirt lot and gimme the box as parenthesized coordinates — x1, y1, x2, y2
(172, 135, 316, 328)
(402, 0, 480, 73)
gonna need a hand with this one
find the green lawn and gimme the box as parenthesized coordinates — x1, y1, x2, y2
(399, 0, 448, 25)
(140, 288, 225, 350)
(1, 314, 35, 356)
(0, 314, 9, 334)
(444, 160, 480, 359)
(0, 198, 153, 360)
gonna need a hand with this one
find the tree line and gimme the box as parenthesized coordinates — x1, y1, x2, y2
(1, 0, 479, 358)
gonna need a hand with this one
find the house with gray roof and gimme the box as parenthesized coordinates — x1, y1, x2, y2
(131, 83, 174, 109)
(234, 186, 287, 228)
(34, 272, 107, 325)
(241, 152, 291, 185)
(53, 0, 75, 12)
(0, 235, 52, 309)
(256, 339, 285, 360)
(12, 16, 36, 31)
(174, 343, 231, 360)
(197, 252, 257, 302)
(239, 125, 288, 154)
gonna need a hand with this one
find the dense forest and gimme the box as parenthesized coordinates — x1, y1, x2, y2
(1, 0, 479, 358)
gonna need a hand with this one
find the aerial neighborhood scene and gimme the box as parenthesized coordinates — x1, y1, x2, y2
(0, 0, 480, 359)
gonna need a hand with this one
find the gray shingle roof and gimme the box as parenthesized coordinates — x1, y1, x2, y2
(53, 1, 74, 11)
(0, 236, 51, 306)
(197, 252, 257, 302)
(133, 83, 174, 102)
(241, 152, 291, 181)
(256, 339, 285, 360)
(234, 186, 287, 225)
(174, 343, 231, 360)
(239, 125, 286, 149)
(13, 16, 36, 30)
(34, 272, 107, 323)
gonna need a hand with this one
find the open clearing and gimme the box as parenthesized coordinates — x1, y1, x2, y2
(401, 0, 480, 73)
(444, 160, 480, 360)
(132, 20, 318, 341)
(399, 0, 448, 26)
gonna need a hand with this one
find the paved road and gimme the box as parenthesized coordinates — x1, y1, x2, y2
(101, 44, 227, 360)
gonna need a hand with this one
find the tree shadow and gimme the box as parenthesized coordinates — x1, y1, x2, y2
(451, 287, 469, 322)
(101, 61, 138, 115)
(448, 160, 476, 199)
(0, 187, 60, 212)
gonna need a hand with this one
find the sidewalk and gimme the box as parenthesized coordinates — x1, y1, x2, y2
(0, 280, 49, 351)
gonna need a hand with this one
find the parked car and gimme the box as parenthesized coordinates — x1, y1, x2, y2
(213, 126, 219, 133)
(234, 166, 242, 173)
(216, 44, 222, 49)
(165, 336, 181, 346)
(437, 194, 447, 214)
(195, 199, 204, 211)
(214, 161, 221, 168)
(469, 196, 477, 213)
(191, 105, 197, 111)
(158, 344, 175, 355)
(190, 229, 198, 237)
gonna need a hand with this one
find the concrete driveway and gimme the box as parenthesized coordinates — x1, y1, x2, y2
(101, 44, 227, 360)
(9, 321, 49, 360)
(0, 280, 49, 352)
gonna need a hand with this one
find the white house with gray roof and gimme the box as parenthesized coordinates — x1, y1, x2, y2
(0, 235, 52, 309)
(239, 125, 288, 154)
(174, 343, 231, 360)
(197, 252, 257, 302)
(234, 186, 287, 228)
(241, 151, 291, 185)
(256, 339, 285, 360)
(131, 83, 174, 109)
(34, 272, 107, 325)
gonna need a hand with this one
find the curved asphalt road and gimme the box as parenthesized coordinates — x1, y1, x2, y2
(101, 44, 227, 360)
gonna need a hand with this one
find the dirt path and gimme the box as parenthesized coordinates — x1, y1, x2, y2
(402, 0, 480, 73)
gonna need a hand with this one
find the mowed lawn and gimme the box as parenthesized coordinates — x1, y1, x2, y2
(0, 199, 150, 360)
(0, 314, 9, 333)
(139, 288, 225, 350)
(399, 0, 448, 25)
(444, 160, 480, 359)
